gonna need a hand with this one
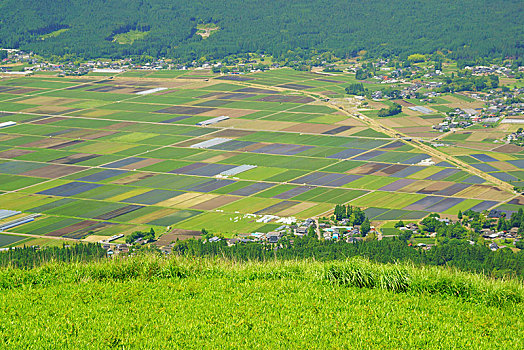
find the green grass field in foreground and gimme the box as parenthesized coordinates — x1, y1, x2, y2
(0, 256, 522, 349)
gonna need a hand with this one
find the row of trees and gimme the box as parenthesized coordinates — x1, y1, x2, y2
(419, 214, 471, 239)
(378, 103, 402, 117)
(125, 228, 156, 244)
(333, 204, 366, 223)
(437, 74, 499, 93)
(345, 83, 367, 95)
(0, 243, 106, 269)
(171, 235, 524, 278)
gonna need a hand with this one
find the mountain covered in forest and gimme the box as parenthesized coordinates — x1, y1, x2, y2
(0, 0, 522, 61)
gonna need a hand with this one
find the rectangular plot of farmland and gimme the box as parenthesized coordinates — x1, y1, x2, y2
(252, 143, 313, 156)
(197, 92, 226, 99)
(353, 150, 386, 161)
(390, 166, 424, 178)
(28, 198, 76, 213)
(51, 154, 100, 165)
(462, 175, 485, 184)
(132, 174, 204, 190)
(470, 163, 499, 172)
(425, 198, 465, 212)
(120, 158, 163, 170)
(186, 164, 237, 176)
(327, 148, 366, 159)
(235, 87, 279, 94)
(349, 163, 391, 175)
(0, 161, 46, 175)
(194, 99, 231, 107)
(29, 218, 82, 236)
(191, 196, 240, 210)
(159, 115, 193, 124)
(38, 182, 102, 197)
(155, 106, 214, 115)
(434, 183, 470, 196)
(230, 183, 275, 196)
(76, 169, 128, 182)
(255, 201, 299, 215)
(0, 149, 35, 159)
(277, 83, 313, 90)
(377, 164, 409, 175)
(307, 173, 347, 186)
(47, 199, 115, 218)
(47, 140, 85, 150)
(147, 209, 202, 226)
(490, 172, 519, 182)
(374, 210, 412, 221)
(322, 126, 353, 135)
(101, 157, 147, 169)
(508, 159, 524, 169)
(401, 154, 431, 165)
(471, 154, 498, 162)
(22, 164, 85, 178)
(379, 141, 405, 150)
(218, 93, 257, 100)
(325, 175, 362, 187)
(0, 174, 44, 191)
(363, 207, 390, 219)
(44, 128, 77, 137)
(273, 186, 314, 199)
(400, 211, 429, 220)
(185, 179, 236, 192)
(508, 197, 524, 206)
(403, 196, 446, 211)
(276, 145, 314, 155)
(170, 162, 208, 174)
(290, 172, 330, 185)
(255, 95, 295, 103)
(425, 168, 460, 181)
(47, 220, 99, 237)
(209, 140, 257, 151)
(121, 189, 183, 205)
(65, 222, 116, 240)
(94, 205, 144, 220)
(435, 161, 454, 167)
(379, 179, 417, 192)
(340, 139, 388, 149)
(215, 76, 254, 82)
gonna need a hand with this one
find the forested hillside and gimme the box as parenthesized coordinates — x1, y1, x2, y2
(0, 0, 522, 61)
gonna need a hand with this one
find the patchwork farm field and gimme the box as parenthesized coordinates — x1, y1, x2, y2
(0, 68, 520, 246)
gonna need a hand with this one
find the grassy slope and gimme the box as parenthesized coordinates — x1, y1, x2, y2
(112, 30, 149, 45)
(0, 257, 522, 349)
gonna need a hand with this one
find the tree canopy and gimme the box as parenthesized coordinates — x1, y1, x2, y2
(0, 0, 522, 61)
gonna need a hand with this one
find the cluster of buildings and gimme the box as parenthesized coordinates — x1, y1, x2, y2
(506, 128, 524, 146)
(480, 228, 521, 251)
(318, 218, 377, 242)
(466, 65, 517, 77)
(433, 108, 478, 132)
(101, 243, 129, 256)
(0, 49, 188, 75)
(369, 81, 445, 100)
(432, 89, 523, 132)
(0, 49, 276, 76)
(475, 89, 524, 117)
